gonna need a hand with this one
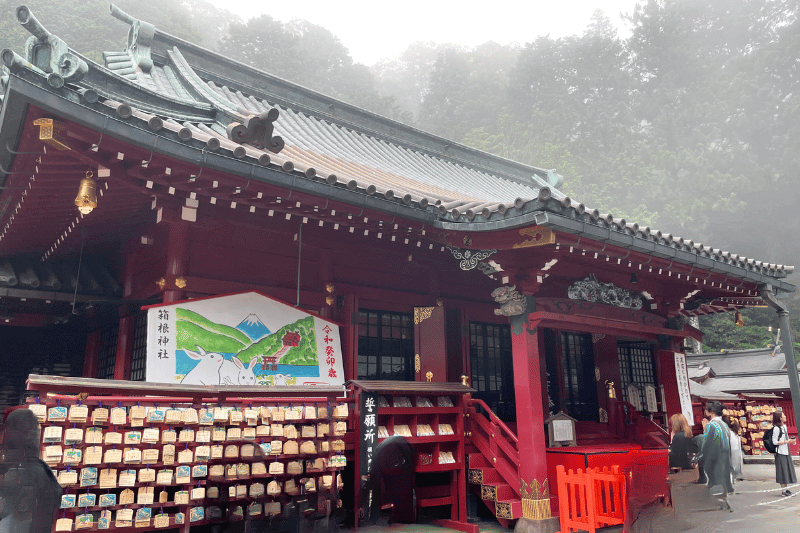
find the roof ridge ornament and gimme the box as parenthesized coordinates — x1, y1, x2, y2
(226, 107, 285, 154)
(15, 6, 88, 87)
(109, 3, 154, 73)
(567, 273, 644, 310)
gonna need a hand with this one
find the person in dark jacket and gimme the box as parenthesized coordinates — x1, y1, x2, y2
(669, 413, 697, 470)
(0, 408, 62, 533)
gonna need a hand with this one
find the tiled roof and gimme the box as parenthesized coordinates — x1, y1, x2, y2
(0, 5, 795, 285)
(687, 347, 800, 393)
(688, 379, 739, 400)
(687, 348, 789, 375)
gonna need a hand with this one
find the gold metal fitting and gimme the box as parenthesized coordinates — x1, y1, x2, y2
(175, 276, 187, 289)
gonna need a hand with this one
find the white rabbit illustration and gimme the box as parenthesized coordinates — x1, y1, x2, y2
(273, 373, 292, 386)
(219, 356, 258, 386)
(181, 346, 225, 385)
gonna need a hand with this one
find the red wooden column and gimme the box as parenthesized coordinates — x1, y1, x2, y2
(163, 218, 191, 303)
(414, 305, 447, 382)
(113, 312, 136, 381)
(337, 294, 359, 381)
(83, 330, 101, 378)
(511, 322, 549, 488)
(512, 308, 558, 531)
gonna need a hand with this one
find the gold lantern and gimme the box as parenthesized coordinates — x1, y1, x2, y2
(75, 171, 98, 214)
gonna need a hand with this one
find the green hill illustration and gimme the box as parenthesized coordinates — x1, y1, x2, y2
(176, 308, 250, 353)
(237, 316, 318, 366)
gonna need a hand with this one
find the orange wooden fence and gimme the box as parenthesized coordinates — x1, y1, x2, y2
(556, 465, 627, 533)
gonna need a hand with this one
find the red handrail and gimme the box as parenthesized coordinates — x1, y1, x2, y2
(466, 398, 518, 444)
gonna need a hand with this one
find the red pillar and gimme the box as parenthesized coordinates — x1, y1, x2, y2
(113, 314, 136, 381)
(83, 330, 101, 378)
(511, 320, 549, 494)
(163, 221, 190, 303)
(337, 294, 359, 381)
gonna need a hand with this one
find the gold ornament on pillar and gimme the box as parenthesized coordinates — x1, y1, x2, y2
(520, 478, 551, 519)
(414, 307, 434, 324)
(175, 276, 187, 289)
(460, 375, 470, 387)
(606, 381, 616, 399)
(414, 354, 420, 373)
(74, 171, 98, 214)
(155, 278, 166, 290)
(425, 371, 433, 382)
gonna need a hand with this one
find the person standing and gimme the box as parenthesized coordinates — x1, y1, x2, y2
(771, 411, 796, 496)
(724, 416, 744, 483)
(0, 408, 62, 533)
(694, 415, 710, 484)
(669, 413, 697, 470)
(700, 401, 733, 511)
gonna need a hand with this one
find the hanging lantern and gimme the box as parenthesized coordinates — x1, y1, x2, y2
(734, 311, 744, 327)
(74, 170, 98, 214)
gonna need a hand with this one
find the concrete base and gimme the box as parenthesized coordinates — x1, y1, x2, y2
(514, 516, 560, 533)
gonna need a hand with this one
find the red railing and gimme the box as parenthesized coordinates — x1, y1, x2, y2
(465, 398, 520, 496)
(609, 398, 669, 448)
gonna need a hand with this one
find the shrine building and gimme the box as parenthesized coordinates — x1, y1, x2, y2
(0, 4, 796, 533)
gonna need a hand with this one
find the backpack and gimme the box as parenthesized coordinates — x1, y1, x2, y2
(763, 427, 777, 454)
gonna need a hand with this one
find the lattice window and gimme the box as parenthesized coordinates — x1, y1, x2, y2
(618, 341, 657, 409)
(469, 323, 512, 393)
(129, 313, 149, 381)
(96, 323, 119, 380)
(357, 310, 414, 380)
(560, 332, 598, 421)
(469, 322, 515, 422)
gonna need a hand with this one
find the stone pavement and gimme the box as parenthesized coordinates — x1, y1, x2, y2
(353, 463, 800, 533)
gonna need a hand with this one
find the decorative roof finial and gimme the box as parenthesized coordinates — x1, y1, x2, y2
(16, 6, 88, 87)
(109, 3, 154, 73)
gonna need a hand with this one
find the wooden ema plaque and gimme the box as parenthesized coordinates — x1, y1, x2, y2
(27, 382, 349, 533)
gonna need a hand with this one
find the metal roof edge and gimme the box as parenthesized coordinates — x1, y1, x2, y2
(146, 33, 554, 188)
(2, 76, 442, 227)
(444, 210, 796, 293)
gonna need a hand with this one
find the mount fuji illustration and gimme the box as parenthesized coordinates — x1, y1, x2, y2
(235, 314, 271, 341)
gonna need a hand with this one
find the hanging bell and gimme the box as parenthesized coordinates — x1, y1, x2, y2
(75, 170, 98, 214)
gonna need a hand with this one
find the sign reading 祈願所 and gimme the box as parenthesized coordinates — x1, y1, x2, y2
(359, 392, 379, 477)
(145, 292, 344, 387)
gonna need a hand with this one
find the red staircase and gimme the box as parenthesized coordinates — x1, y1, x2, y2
(465, 398, 522, 527)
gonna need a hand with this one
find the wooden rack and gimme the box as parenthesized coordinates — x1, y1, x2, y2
(348, 380, 476, 533)
(11, 375, 355, 533)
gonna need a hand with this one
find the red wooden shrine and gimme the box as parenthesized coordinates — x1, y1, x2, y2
(0, 5, 795, 533)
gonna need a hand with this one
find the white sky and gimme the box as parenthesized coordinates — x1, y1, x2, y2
(209, 0, 639, 65)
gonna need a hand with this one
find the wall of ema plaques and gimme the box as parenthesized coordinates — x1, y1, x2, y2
(26, 398, 351, 531)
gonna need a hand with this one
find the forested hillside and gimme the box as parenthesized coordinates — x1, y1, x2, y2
(1, 0, 797, 351)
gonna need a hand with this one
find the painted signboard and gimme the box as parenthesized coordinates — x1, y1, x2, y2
(145, 292, 344, 387)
